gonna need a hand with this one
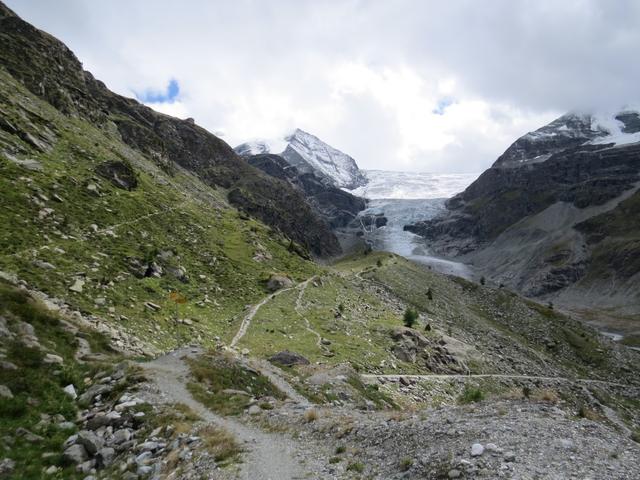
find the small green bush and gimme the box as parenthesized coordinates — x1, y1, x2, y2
(403, 308, 418, 328)
(458, 386, 484, 404)
(346, 462, 365, 473)
(400, 457, 413, 471)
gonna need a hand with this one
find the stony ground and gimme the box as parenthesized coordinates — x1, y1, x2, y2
(1, 271, 640, 480)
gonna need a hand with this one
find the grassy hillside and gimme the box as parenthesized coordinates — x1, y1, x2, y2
(0, 68, 319, 353)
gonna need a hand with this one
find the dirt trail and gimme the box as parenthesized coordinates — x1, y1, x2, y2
(294, 277, 324, 350)
(362, 373, 629, 387)
(4, 200, 190, 259)
(141, 347, 311, 480)
(230, 285, 296, 348)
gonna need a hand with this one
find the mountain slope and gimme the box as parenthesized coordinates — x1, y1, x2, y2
(246, 153, 366, 228)
(0, 2, 340, 257)
(235, 129, 367, 189)
(406, 110, 640, 315)
(281, 129, 367, 189)
(1, 6, 639, 478)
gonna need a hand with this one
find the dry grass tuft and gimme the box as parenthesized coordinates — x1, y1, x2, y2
(304, 408, 320, 423)
(531, 388, 560, 403)
(200, 425, 244, 463)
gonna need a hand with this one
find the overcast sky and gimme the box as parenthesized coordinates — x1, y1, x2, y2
(7, 0, 640, 173)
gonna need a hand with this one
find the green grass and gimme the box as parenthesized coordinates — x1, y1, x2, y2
(200, 425, 244, 464)
(0, 281, 115, 479)
(0, 67, 319, 354)
(561, 328, 606, 367)
(345, 375, 397, 409)
(458, 386, 484, 404)
(235, 269, 415, 372)
(400, 457, 413, 471)
(346, 461, 365, 473)
(186, 353, 285, 415)
(620, 334, 640, 348)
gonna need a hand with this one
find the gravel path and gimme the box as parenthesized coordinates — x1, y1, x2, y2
(141, 347, 313, 480)
(362, 373, 630, 387)
(230, 285, 297, 348)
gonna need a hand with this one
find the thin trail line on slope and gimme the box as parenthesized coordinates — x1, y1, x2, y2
(294, 276, 324, 349)
(361, 373, 629, 388)
(3, 200, 191, 260)
(228, 276, 318, 405)
(230, 279, 310, 348)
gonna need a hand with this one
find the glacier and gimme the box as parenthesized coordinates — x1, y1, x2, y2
(347, 171, 479, 279)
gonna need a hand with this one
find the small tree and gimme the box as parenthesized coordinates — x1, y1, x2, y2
(426, 287, 433, 300)
(403, 307, 418, 328)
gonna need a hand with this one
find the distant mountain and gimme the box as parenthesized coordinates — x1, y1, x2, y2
(245, 153, 366, 229)
(406, 109, 640, 314)
(234, 140, 271, 157)
(235, 129, 367, 189)
(494, 110, 640, 168)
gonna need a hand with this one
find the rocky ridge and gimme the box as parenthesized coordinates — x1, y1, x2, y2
(405, 110, 640, 315)
(246, 153, 366, 229)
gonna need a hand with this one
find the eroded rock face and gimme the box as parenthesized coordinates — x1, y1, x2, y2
(246, 154, 366, 229)
(407, 143, 640, 252)
(95, 160, 138, 191)
(405, 116, 640, 307)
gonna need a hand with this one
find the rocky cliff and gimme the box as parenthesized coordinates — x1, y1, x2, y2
(406, 111, 640, 313)
(0, 2, 340, 257)
(246, 153, 366, 228)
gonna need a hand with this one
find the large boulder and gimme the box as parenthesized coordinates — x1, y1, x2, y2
(62, 444, 88, 464)
(95, 160, 138, 190)
(77, 430, 104, 456)
(268, 351, 310, 367)
(266, 275, 293, 292)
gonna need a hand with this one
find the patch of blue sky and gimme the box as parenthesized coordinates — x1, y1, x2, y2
(135, 79, 180, 103)
(432, 97, 455, 115)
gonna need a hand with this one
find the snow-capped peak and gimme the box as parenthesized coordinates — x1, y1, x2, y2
(281, 129, 367, 189)
(234, 129, 367, 189)
(234, 140, 272, 157)
(494, 108, 640, 167)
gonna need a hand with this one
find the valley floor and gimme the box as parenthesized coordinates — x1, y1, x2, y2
(1, 251, 639, 479)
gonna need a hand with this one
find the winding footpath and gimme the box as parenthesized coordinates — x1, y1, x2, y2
(141, 347, 311, 480)
(230, 285, 296, 348)
(294, 277, 325, 350)
(230, 276, 319, 349)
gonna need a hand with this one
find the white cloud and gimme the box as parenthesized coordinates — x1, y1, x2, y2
(6, 0, 639, 173)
